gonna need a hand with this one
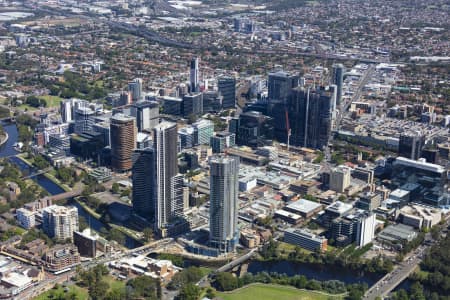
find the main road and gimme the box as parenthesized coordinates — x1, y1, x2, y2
(18, 238, 174, 299)
(364, 216, 450, 300)
(363, 245, 427, 300)
(324, 63, 376, 162)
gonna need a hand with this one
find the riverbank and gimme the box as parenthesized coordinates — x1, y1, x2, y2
(218, 283, 346, 300)
(73, 197, 143, 245)
(247, 259, 384, 287)
(15, 153, 71, 192)
(0, 131, 8, 147)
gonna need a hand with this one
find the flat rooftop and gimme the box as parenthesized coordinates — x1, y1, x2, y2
(286, 199, 322, 214)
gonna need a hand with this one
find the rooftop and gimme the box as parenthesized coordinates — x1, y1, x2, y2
(285, 199, 322, 213)
(394, 157, 446, 174)
(325, 201, 353, 215)
(284, 228, 327, 242)
(111, 113, 135, 123)
(379, 223, 417, 241)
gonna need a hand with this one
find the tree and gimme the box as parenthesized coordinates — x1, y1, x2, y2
(167, 266, 203, 290)
(89, 279, 109, 300)
(18, 125, 32, 143)
(56, 167, 72, 183)
(392, 289, 409, 300)
(177, 283, 201, 300)
(26, 95, 45, 108)
(409, 282, 426, 300)
(111, 183, 119, 194)
(313, 151, 325, 163)
(307, 279, 322, 291)
(346, 283, 367, 300)
(33, 155, 50, 169)
(205, 288, 216, 299)
(187, 113, 198, 124)
(430, 225, 440, 240)
(120, 188, 130, 197)
(303, 194, 318, 202)
(105, 287, 126, 300)
(214, 272, 239, 291)
(126, 275, 161, 299)
(108, 228, 125, 245)
(143, 227, 154, 242)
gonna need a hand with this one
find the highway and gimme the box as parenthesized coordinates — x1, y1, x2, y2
(244, 49, 385, 64)
(21, 3, 390, 61)
(22, 3, 196, 49)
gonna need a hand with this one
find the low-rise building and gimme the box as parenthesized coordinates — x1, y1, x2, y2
(398, 205, 441, 229)
(284, 228, 327, 252)
(283, 199, 323, 218)
(274, 209, 302, 224)
(43, 245, 81, 273)
(377, 224, 417, 245)
(240, 229, 261, 248)
(289, 180, 317, 195)
(16, 208, 36, 229)
(0, 272, 32, 296)
(89, 167, 112, 183)
(109, 256, 180, 283)
(355, 192, 381, 211)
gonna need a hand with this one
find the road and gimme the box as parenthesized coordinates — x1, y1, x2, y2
(336, 64, 376, 131)
(364, 216, 450, 300)
(245, 49, 385, 64)
(21, 3, 390, 62)
(216, 247, 258, 273)
(16, 238, 174, 299)
(22, 3, 195, 49)
(363, 245, 427, 300)
(325, 64, 375, 162)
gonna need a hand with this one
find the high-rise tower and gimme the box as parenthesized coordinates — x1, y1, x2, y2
(190, 57, 200, 93)
(128, 78, 143, 102)
(267, 71, 299, 142)
(153, 122, 183, 234)
(289, 86, 333, 150)
(332, 64, 344, 106)
(218, 76, 236, 109)
(398, 131, 425, 160)
(132, 148, 156, 220)
(130, 100, 160, 132)
(209, 155, 239, 253)
(110, 114, 137, 172)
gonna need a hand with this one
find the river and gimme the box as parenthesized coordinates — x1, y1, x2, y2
(247, 260, 384, 286)
(0, 122, 19, 158)
(0, 122, 140, 248)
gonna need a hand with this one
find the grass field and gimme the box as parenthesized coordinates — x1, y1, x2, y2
(18, 104, 39, 112)
(103, 275, 126, 292)
(217, 284, 345, 300)
(38, 95, 63, 107)
(277, 241, 312, 258)
(33, 284, 88, 300)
